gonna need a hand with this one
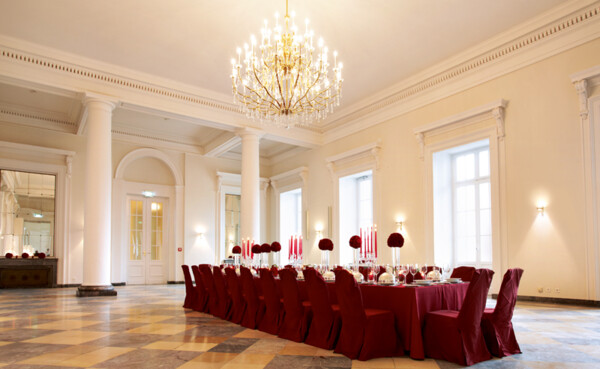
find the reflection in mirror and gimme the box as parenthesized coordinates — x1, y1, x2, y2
(225, 194, 241, 255)
(1, 170, 56, 256)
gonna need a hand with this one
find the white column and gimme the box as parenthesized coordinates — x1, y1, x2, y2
(239, 129, 261, 244)
(77, 96, 117, 297)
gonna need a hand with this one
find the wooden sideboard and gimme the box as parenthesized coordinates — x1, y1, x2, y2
(0, 257, 58, 288)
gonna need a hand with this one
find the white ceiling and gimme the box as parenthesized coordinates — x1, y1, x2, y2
(0, 0, 567, 108)
(0, 0, 572, 159)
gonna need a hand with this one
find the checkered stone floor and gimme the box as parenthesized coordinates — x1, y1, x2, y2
(0, 285, 598, 368)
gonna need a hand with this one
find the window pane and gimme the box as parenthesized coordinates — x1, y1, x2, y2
(151, 201, 163, 261)
(456, 185, 475, 212)
(479, 182, 491, 209)
(129, 200, 142, 261)
(479, 150, 490, 177)
(480, 209, 492, 236)
(456, 236, 476, 263)
(480, 235, 492, 263)
(456, 210, 476, 237)
(456, 153, 475, 181)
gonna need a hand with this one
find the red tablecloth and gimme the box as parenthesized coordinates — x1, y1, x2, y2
(253, 275, 468, 359)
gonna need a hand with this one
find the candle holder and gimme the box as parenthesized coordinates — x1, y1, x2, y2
(353, 248, 360, 272)
(233, 255, 240, 267)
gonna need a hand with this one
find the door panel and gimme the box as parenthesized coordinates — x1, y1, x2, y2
(127, 196, 168, 285)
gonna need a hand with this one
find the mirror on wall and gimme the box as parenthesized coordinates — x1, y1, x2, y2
(1, 170, 56, 256)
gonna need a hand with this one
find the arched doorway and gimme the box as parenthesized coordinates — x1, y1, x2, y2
(113, 148, 183, 285)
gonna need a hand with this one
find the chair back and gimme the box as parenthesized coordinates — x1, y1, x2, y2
(191, 265, 207, 301)
(493, 268, 524, 323)
(457, 268, 494, 329)
(199, 265, 219, 312)
(181, 264, 195, 308)
(260, 268, 282, 312)
(213, 266, 231, 304)
(303, 268, 334, 320)
(451, 266, 476, 281)
(279, 268, 303, 316)
(270, 265, 279, 277)
(224, 267, 246, 323)
(334, 269, 367, 324)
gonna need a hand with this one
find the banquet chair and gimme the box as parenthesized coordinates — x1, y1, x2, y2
(270, 265, 279, 277)
(450, 266, 476, 281)
(258, 268, 284, 335)
(481, 268, 524, 357)
(239, 266, 265, 329)
(190, 265, 209, 312)
(278, 268, 312, 342)
(181, 265, 197, 309)
(333, 269, 398, 361)
(303, 267, 341, 350)
(212, 266, 233, 320)
(199, 265, 220, 316)
(423, 268, 495, 366)
(224, 267, 246, 324)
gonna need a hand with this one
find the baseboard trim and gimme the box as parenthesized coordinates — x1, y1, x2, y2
(167, 280, 184, 284)
(57, 282, 126, 288)
(494, 294, 600, 307)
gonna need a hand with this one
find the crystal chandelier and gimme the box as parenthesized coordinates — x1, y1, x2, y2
(231, 0, 343, 128)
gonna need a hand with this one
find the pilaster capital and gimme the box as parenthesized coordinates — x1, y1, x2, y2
(82, 92, 118, 112)
(235, 127, 264, 139)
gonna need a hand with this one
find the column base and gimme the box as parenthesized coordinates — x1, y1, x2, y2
(76, 285, 117, 297)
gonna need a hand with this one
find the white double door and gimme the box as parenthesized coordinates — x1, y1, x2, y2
(127, 196, 168, 285)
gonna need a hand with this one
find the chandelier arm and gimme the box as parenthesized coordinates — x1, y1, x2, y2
(290, 69, 323, 110)
(252, 66, 283, 111)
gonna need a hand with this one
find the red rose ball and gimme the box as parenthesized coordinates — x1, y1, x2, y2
(260, 243, 271, 253)
(5, 253, 13, 259)
(38, 252, 46, 259)
(387, 232, 405, 248)
(349, 235, 362, 249)
(318, 238, 334, 251)
(21, 252, 29, 259)
(270, 241, 281, 252)
(251, 244, 262, 254)
(232, 246, 242, 254)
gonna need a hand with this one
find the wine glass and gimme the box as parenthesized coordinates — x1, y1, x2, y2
(399, 265, 408, 285)
(442, 264, 451, 279)
(421, 263, 428, 279)
(409, 264, 418, 283)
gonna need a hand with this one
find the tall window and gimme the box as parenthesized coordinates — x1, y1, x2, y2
(433, 139, 491, 268)
(280, 188, 302, 263)
(453, 147, 491, 267)
(339, 170, 373, 265)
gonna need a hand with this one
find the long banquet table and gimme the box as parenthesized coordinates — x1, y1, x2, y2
(256, 275, 469, 360)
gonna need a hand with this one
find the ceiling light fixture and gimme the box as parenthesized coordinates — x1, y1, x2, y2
(231, 0, 343, 128)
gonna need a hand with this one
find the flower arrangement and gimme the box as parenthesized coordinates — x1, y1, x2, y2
(260, 243, 271, 253)
(4, 253, 13, 259)
(232, 246, 241, 254)
(270, 241, 281, 252)
(387, 232, 405, 248)
(21, 252, 29, 259)
(349, 235, 362, 249)
(251, 244, 262, 254)
(318, 238, 334, 251)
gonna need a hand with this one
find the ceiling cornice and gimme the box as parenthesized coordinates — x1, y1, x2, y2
(321, 0, 600, 143)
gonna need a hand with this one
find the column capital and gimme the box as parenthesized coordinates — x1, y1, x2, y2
(82, 92, 119, 112)
(235, 127, 264, 139)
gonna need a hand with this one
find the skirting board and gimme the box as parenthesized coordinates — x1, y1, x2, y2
(493, 294, 600, 307)
(167, 281, 184, 284)
(56, 282, 127, 288)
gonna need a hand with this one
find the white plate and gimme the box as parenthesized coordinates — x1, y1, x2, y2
(446, 278, 462, 283)
(415, 280, 433, 285)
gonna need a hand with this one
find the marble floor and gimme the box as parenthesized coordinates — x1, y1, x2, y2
(0, 286, 599, 369)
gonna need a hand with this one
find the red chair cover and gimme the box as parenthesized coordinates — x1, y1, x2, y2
(451, 266, 476, 281)
(423, 268, 494, 366)
(333, 269, 398, 361)
(191, 265, 208, 312)
(199, 265, 220, 316)
(224, 268, 246, 324)
(258, 268, 284, 335)
(278, 268, 312, 342)
(181, 265, 197, 309)
(481, 268, 524, 357)
(239, 266, 265, 329)
(302, 268, 341, 350)
(212, 266, 233, 320)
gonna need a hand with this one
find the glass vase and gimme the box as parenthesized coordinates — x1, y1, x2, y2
(321, 250, 330, 270)
(353, 248, 360, 272)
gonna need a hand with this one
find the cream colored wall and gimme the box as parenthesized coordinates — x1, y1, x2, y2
(270, 38, 600, 300)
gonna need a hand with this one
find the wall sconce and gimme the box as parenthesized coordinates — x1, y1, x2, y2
(395, 216, 404, 232)
(195, 226, 206, 238)
(536, 201, 546, 216)
(315, 223, 324, 239)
